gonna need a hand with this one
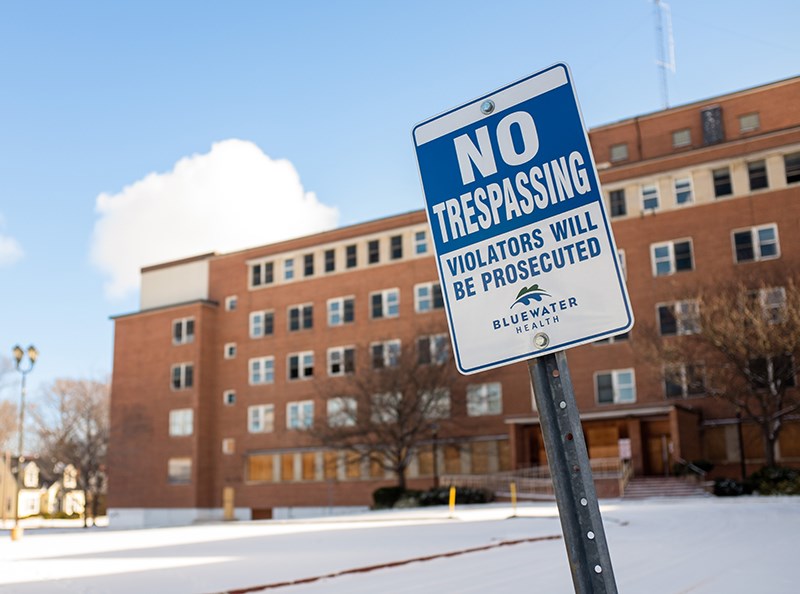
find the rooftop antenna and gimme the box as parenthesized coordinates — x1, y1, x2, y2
(654, 0, 676, 109)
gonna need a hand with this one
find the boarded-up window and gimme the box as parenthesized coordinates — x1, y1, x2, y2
(302, 452, 316, 481)
(281, 453, 295, 482)
(248, 454, 274, 482)
(471, 442, 490, 474)
(346, 453, 362, 479)
(779, 423, 800, 459)
(587, 426, 620, 459)
(370, 455, 385, 478)
(444, 445, 461, 474)
(323, 452, 339, 480)
(705, 426, 727, 462)
(498, 440, 511, 471)
(417, 446, 433, 476)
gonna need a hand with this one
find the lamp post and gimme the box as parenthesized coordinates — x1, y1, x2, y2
(431, 424, 440, 489)
(11, 345, 38, 542)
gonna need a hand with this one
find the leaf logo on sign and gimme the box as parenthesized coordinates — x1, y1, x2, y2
(511, 285, 551, 308)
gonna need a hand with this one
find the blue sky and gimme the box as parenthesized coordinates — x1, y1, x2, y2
(0, 0, 798, 402)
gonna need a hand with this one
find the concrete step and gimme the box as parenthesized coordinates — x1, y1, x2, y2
(623, 477, 710, 499)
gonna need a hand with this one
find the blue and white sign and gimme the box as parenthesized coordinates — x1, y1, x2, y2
(413, 63, 633, 375)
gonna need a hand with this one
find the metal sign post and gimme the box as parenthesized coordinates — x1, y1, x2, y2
(529, 350, 617, 593)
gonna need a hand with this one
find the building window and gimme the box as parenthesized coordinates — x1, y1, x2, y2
(595, 370, 636, 404)
(617, 249, 627, 280)
(421, 388, 451, 419)
(171, 363, 194, 390)
(370, 392, 401, 424)
(739, 113, 760, 133)
(651, 239, 693, 276)
(223, 390, 236, 406)
(288, 304, 313, 331)
(225, 296, 238, 311)
(303, 253, 314, 277)
(417, 334, 449, 365)
(287, 400, 314, 429)
(414, 230, 428, 255)
(748, 355, 796, 390)
(733, 224, 779, 263)
(288, 351, 314, 380)
(390, 235, 403, 260)
(747, 160, 768, 191)
(324, 249, 336, 273)
(328, 297, 355, 326)
(250, 310, 274, 338)
(222, 438, 235, 455)
(784, 153, 800, 185)
(328, 346, 355, 376)
(609, 189, 626, 217)
(415, 282, 443, 313)
(371, 340, 401, 369)
(672, 129, 691, 148)
(664, 364, 706, 399)
(251, 261, 274, 287)
(328, 397, 357, 427)
(712, 167, 733, 198)
(172, 318, 195, 345)
(169, 408, 193, 436)
(284, 258, 295, 281)
(248, 404, 275, 433)
(674, 177, 693, 205)
(658, 300, 700, 336)
(346, 244, 357, 268)
(371, 288, 400, 319)
(593, 332, 629, 345)
(368, 239, 380, 264)
(168, 458, 191, 485)
(610, 143, 628, 162)
(641, 184, 659, 211)
(467, 383, 503, 416)
(749, 287, 787, 324)
(249, 356, 275, 385)
(224, 343, 237, 359)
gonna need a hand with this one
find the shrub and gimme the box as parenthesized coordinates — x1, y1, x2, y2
(418, 486, 495, 506)
(372, 486, 406, 509)
(713, 478, 747, 497)
(747, 466, 800, 495)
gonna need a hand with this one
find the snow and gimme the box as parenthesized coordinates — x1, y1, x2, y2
(0, 497, 797, 593)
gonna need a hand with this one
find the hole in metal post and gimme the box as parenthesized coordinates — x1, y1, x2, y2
(565, 433, 573, 441)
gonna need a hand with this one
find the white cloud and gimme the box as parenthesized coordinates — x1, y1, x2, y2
(0, 219, 23, 267)
(90, 139, 339, 299)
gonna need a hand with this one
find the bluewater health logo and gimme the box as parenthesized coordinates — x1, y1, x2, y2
(511, 285, 551, 308)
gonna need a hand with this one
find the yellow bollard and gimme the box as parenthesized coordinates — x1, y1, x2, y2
(510, 481, 518, 517)
(448, 485, 456, 518)
(223, 486, 235, 521)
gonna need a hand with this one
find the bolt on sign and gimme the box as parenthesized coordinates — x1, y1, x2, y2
(413, 63, 633, 375)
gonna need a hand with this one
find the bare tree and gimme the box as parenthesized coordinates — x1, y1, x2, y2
(312, 330, 461, 490)
(33, 378, 110, 524)
(0, 357, 17, 451)
(651, 275, 800, 466)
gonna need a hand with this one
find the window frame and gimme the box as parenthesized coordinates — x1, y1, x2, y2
(248, 404, 275, 433)
(673, 177, 693, 206)
(650, 238, 694, 277)
(663, 363, 706, 399)
(324, 249, 336, 273)
(288, 303, 314, 331)
(417, 334, 450, 365)
(168, 408, 194, 437)
(784, 152, 800, 185)
(671, 128, 691, 148)
(371, 339, 401, 369)
(287, 400, 314, 430)
(414, 230, 428, 255)
(171, 362, 194, 390)
(595, 369, 636, 405)
(610, 143, 628, 163)
(371, 288, 400, 319)
(747, 160, 768, 191)
(327, 345, 356, 376)
(327, 397, 357, 427)
(172, 317, 195, 345)
(367, 239, 380, 264)
(167, 458, 192, 485)
(657, 300, 700, 336)
(249, 356, 275, 385)
(712, 167, 733, 198)
(609, 188, 626, 217)
(288, 351, 314, 380)
(641, 184, 659, 211)
(327, 296, 355, 326)
(414, 282, 443, 313)
(732, 224, 780, 264)
(249, 310, 275, 338)
(466, 382, 503, 417)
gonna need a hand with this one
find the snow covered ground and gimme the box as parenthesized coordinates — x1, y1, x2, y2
(0, 497, 797, 593)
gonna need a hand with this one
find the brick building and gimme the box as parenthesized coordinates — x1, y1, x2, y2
(108, 76, 800, 527)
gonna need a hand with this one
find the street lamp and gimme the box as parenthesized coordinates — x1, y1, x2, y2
(431, 423, 440, 489)
(11, 344, 37, 542)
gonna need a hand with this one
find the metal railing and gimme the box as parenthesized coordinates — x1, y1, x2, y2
(442, 458, 632, 500)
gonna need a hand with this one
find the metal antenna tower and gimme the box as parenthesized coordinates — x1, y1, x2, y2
(654, 0, 676, 109)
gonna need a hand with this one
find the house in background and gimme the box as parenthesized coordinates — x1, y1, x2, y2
(3, 456, 86, 520)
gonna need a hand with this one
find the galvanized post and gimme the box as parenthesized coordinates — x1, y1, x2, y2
(528, 351, 618, 594)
